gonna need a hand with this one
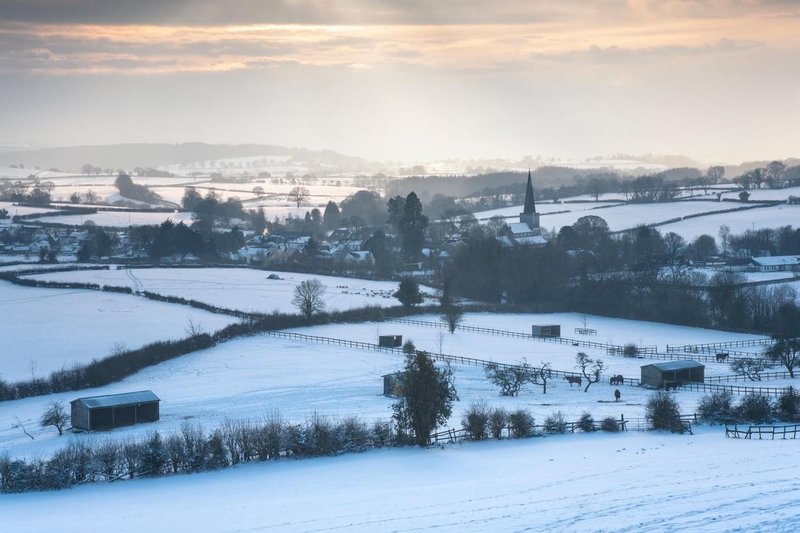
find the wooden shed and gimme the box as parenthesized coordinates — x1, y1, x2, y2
(641, 361, 705, 388)
(532, 324, 561, 338)
(378, 335, 403, 348)
(71, 390, 160, 431)
(382, 372, 406, 397)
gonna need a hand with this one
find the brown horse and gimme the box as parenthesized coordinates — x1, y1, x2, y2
(715, 352, 729, 362)
(614, 389, 621, 402)
(564, 375, 582, 387)
(610, 374, 624, 386)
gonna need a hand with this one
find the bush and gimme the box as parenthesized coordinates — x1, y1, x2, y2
(508, 410, 535, 438)
(697, 391, 736, 424)
(646, 392, 683, 432)
(543, 411, 568, 434)
(462, 402, 490, 440)
(488, 408, 508, 439)
(600, 417, 620, 432)
(774, 386, 800, 422)
(577, 412, 595, 432)
(622, 344, 639, 357)
(736, 394, 773, 424)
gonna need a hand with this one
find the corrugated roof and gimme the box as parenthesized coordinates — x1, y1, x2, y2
(643, 360, 704, 371)
(71, 390, 160, 409)
(752, 256, 800, 267)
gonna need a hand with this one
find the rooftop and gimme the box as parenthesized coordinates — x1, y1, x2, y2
(642, 360, 704, 371)
(71, 390, 160, 409)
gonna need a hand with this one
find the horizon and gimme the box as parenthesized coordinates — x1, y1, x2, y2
(0, 1, 798, 164)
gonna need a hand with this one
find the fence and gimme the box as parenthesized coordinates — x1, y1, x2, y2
(706, 371, 795, 383)
(673, 381, 789, 397)
(388, 318, 658, 355)
(725, 424, 800, 439)
(667, 338, 773, 353)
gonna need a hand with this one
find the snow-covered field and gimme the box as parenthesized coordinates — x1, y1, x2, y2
(0, 281, 238, 381)
(472, 201, 622, 221)
(657, 203, 800, 240)
(27, 267, 437, 313)
(719, 185, 800, 202)
(27, 210, 194, 227)
(3, 427, 800, 532)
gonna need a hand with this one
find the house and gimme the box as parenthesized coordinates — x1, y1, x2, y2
(70, 390, 160, 431)
(750, 255, 800, 272)
(640, 361, 705, 388)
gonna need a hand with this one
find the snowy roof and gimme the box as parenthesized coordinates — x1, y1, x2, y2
(508, 222, 533, 235)
(642, 360, 704, 371)
(514, 235, 549, 246)
(751, 256, 800, 267)
(71, 390, 160, 409)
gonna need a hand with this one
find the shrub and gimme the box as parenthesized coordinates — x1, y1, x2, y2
(622, 344, 639, 357)
(543, 411, 568, 434)
(600, 417, 620, 432)
(508, 409, 535, 438)
(646, 392, 683, 432)
(736, 394, 773, 424)
(462, 402, 490, 440)
(488, 408, 508, 439)
(697, 391, 736, 424)
(774, 386, 800, 422)
(577, 412, 595, 432)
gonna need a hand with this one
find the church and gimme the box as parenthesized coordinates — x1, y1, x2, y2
(506, 170, 548, 246)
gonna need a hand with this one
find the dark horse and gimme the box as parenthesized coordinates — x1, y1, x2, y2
(614, 389, 621, 402)
(564, 375, 582, 387)
(715, 352, 729, 362)
(664, 381, 681, 391)
(610, 374, 624, 386)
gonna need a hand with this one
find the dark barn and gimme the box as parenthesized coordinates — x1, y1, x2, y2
(70, 390, 160, 431)
(531, 324, 561, 338)
(641, 361, 705, 388)
(378, 335, 403, 348)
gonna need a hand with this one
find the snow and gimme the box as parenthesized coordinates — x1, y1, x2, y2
(0, 281, 238, 381)
(27, 267, 437, 313)
(3, 428, 799, 532)
(719, 185, 800, 202)
(27, 210, 194, 228)
(472, 201, 622, 221)
(658, 204, 800, 240)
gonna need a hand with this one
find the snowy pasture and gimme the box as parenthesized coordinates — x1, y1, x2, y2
(27, 267, 437, 313)
(0, 329, 714, 462)
(27, 210, 194, 228)
(719, 185, 800, 202)
(657, 203, 800, 240)
(2, 428, 799, 532)
(472, 201, 622, 221)
(0, 281, 237, 382)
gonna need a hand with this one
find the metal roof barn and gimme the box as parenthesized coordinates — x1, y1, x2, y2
(70, 390, 160, 431)
(641, 361, 705, 388)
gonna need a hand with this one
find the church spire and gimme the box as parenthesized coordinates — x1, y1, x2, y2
(523, 169, 536, 214)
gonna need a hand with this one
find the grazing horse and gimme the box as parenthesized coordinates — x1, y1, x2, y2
(610, 374, 624, 386)
(614, 389, 621, 402)
(664, 381, 681, 391)
(715, 352, 729, 362)
(564, 375, 582, 387)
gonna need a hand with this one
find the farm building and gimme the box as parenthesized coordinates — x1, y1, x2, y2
(750, 255, 800, 272)
(378, 335, 403, 348)
(382, 372, 406, 397)
(70, 390, 160, 431)
(641, 361, 705, 388)
(532, 324, 561, 338)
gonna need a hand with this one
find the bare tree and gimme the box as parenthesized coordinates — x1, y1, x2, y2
(531, 361, 552, 394)
(730, 357, 769, 381)
(288, 186, 310, 207)
(576, 352, 604, 392)
(766, 339, 800, 378)
(40, 400, 69, 435)
(292, 279, 327, 319)
(484, 360, 533, 397)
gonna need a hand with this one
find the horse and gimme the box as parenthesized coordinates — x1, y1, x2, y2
(614, 389, 621, 402)
(715, 352, 729, 362)
(610, 374, 624, 386)
(664, 381, 681, 391)
(564, 375, 582, 387)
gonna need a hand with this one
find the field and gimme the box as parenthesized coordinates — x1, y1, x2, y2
(27, 267, 439, 313)
(3, 428, 800, 532)
(0, 281, 237, 381)
(27, 210, 194, 228)
(658, 203, 800, 240)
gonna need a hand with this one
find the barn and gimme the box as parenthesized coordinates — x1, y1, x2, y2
(382, 372, 406, 397)
(378, 335, 403, 348)
(70, 390, 160, 431)
(640, 361, 705, 388)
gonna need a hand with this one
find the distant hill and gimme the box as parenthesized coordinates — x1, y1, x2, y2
(0, 143, 383, 175)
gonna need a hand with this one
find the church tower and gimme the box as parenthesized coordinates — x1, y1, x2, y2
(519, 170, 540, 231)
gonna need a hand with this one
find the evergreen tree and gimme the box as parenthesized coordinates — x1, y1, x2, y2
(394, 277, 423, 308)
(398, 191, 428, 259)
(323, 201, 341, 229)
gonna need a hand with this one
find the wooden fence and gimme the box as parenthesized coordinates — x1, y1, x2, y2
(673, 381, 789, 397)
(706, 371, 795, 383)
(429, 415, 631, 444)
(725, 424, 800, 440)
(667, 338, 773, 353)
(388, 318, 658, 355)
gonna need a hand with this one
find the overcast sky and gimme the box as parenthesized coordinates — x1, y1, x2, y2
(0, 0, 798, 163)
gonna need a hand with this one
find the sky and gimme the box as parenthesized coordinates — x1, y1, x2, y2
(0, 0, 798, 164)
